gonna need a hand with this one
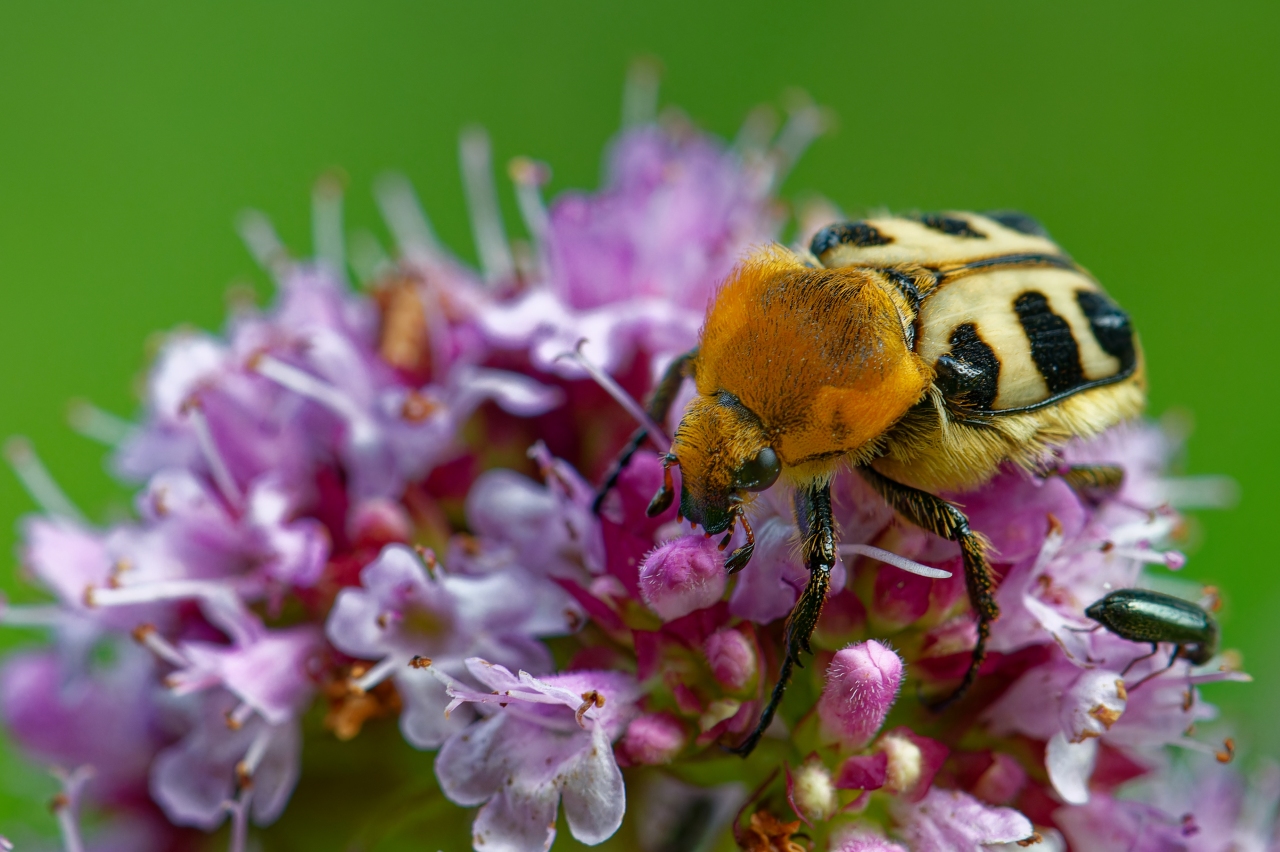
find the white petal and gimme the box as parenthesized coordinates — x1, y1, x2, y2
(1046, 731, 1097, 805)
(472, 782, 559, 852)
(560, 727, 626, 845)
(395, 668, 471, 750)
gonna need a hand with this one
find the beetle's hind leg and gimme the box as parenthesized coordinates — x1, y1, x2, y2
(591, 348, 696, 514)
(857, 466, 998, 711)
(729, 482, 835, 757)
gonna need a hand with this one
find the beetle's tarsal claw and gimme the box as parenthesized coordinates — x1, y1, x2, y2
(725, 542, 754, 574)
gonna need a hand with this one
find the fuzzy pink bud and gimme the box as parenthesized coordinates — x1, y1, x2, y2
(620, 713, 686, 765)
(703, 628, 757, 691)
(638, 535, 726, 621)
(348, 498, 412, 548)
(818, 640, 904, 748)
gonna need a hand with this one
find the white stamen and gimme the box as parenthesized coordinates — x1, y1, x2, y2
(374, 172, 443, 259)
(227, 701, 255, 730)
(223, 791, 251, 852)
(348, 229, 393, 285)
(133, 625, 190, 668)
(1101, 544, 1186, 569)
(312, 171, 346, 279)
(0, 599, 65, 628)
(508, 157, 552, 248)
(733, 104, 779, 154)
(621, 57, 661, 128)
(839, 544, 953, 579)
(770, 93, 828, 189)
(240, 725, 274, 777)
(1158, 475, 1240, 509)
(252, 356, 375, 443)
(67, 399, 133, 446)
(3, 437, 87, 524)
(236, 209, 291, 281)
(51, 766, 94, 852)
(556, 340, 670, 450)
(352, 655, 402, 693)
(183, 403, 243, 507)
(459, 126, 515, 283)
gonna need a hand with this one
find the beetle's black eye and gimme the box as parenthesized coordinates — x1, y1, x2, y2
(735, 447, 780, 492)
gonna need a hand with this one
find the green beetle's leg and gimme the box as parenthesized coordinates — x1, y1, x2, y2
(591, 349, 696, 515)
(857, 465, 998, 711)
(729, 481, 834, 757)
(1127, 644, 1185, 690)
(1056, 463, 1125, 501)
(1120, 642, 1161, 676)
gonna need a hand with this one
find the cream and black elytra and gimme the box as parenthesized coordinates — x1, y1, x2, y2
(594, 210, 1145, 756)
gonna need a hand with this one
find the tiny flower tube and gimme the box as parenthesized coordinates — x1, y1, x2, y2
(620, 713, 686, 765)
(638, 535, 727, 621)
(818, 641, 904, 748)
(703, 627, 757, 691)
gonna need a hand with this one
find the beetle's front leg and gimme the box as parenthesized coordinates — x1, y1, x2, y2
(591, 348, 696, 515)
(729, 481, 834, 757)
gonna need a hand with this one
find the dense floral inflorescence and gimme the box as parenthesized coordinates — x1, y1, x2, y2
(0, 75, 1271, 851)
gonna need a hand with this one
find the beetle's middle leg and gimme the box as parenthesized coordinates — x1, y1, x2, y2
(729, 481, 834, 757)
(1055, 463, 1125, 502)
(857, 465, 998, 711)
(591, 348, 696, 514)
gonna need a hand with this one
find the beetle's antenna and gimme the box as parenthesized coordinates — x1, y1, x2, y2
(557, 340, 671, 450)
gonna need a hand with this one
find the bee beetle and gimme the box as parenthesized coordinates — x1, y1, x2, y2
(1084, 588, 1218, 685)
(596, 211, 1145, 756)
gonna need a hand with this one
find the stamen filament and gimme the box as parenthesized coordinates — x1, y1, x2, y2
(311, 171, 346, 278)
(348, 229, 393, 285)
(51, 766, 93, 852)
(839, 543, 953, 579)
(235, 209, 291, 281)
(769, 96, 827, 189)
(508, 157, 552, 249)
(352, 655, 402, 693)
(183, 403, 243, 507)
(621, 57, 660, 128)
(252, 356, 377, 444)
(3, 437, 87, 524)
(131, 624, 190, 667)
(556, 340, 671, 450)
(226, 702, 254, 730)
(459, 126, 515, 283)
(224, 791, 251, 852)
(374, 172, 443, 259)
(66, 399, 133, 445)
(1157, 475, 1240, 509)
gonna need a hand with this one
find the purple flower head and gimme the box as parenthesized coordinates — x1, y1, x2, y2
(638, 534, 727, 621)
(818, 641, 904, 749)
(434, 659, 639, 851)
(325, 543, 564, 749)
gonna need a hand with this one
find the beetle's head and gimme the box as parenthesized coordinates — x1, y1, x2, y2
(647, 391, 780, 535)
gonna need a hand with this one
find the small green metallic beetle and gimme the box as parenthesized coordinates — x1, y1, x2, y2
(1085, 588, 1218, 684)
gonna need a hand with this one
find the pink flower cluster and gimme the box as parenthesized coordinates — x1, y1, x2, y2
(0, 78, 1270, 852)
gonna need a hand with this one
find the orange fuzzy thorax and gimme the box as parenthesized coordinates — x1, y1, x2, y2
(675, 247, 932, 493)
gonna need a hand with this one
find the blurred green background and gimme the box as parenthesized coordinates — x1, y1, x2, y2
(0, 0, 1276, 846)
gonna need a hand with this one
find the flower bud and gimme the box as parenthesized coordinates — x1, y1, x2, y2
(703, 628, 757, 691)
(790, 756, 838, 823)
(348, 498, 412, 548)
(818, 641, 903, 748)
(620, 713, 685, 765)
(638, 535, 726, 621)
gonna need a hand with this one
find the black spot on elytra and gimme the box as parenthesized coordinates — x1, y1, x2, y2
(1076, 289, 1136, 371)
(1014, 291, 1084, 394)
(984, 210, 1050, 238)
(935, 323, 1000, 411)
(810, 221, 893, 257)
(918, 213, 986, 239)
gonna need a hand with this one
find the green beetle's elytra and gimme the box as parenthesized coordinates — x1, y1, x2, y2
(1084, 588, 1218, 684)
